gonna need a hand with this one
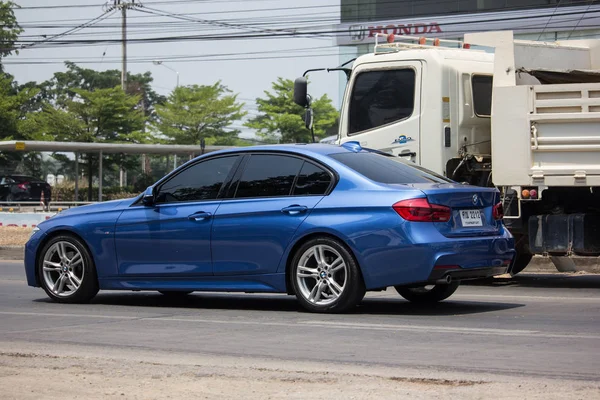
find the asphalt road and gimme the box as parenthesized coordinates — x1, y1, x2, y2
(1, 260, 600, 384)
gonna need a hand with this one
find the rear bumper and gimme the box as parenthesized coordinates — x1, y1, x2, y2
(427, 265, 509, 283)
(353, 227, 515, 290)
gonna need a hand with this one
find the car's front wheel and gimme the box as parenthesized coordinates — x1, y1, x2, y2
(291, 237, 365, 313)
(394, 281, 460, 303)
(38, 235, 99, 303)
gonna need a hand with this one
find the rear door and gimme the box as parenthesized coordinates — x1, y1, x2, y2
(340, 61, 422, 162)
(211, 153, 333, 276)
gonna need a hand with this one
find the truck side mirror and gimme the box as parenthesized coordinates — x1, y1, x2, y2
(303, 108, 313, 130)
(293, 77, 309, 107)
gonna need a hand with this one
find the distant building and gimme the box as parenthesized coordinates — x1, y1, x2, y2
(332, 1, 600, 104)
(336, 1, 600, 60)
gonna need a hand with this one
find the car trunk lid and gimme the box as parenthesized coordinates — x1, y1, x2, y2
(391, 183, 502, 237)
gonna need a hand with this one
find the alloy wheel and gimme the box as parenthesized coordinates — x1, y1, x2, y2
(296, 244, 348, 306)
(42, 241, 85, 297)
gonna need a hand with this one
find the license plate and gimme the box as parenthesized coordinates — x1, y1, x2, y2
(459, 209, 483, 227)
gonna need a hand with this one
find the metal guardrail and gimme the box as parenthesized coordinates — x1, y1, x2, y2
(0, 201, 96, 213)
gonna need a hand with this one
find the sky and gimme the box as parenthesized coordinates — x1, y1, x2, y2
(5, 0, 345, 138)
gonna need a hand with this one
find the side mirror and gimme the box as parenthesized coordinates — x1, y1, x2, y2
(303, 108, 313, 130)
(142, 186, 155, 206)
(293, 77, 309, 107)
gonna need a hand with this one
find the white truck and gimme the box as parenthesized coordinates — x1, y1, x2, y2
(294, 30, 600, 274)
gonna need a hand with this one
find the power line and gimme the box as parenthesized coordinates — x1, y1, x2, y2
(12, 45, 338, 61)
(137, 5, 332, 40)
(19, 9, 116, 49)
(12, 8, 600, 50)
(11, 0, 594, 12)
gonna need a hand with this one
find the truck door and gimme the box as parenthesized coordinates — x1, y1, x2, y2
(340, 61, 422, 163)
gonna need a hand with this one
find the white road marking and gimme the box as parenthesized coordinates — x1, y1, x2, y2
(1, 311, 599, 340)
(454, 294, 600, 302)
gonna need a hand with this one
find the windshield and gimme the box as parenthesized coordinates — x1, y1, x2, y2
(330, 152, 453, 184)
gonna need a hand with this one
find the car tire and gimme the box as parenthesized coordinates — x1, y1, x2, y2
(38, 234, 99, 303)
(5, 194, 14, 205)
(159, 291, 193, 297)
(291, 237, 365, 313)
(510, 234, 532, 276)
(394, 281, 460, 303)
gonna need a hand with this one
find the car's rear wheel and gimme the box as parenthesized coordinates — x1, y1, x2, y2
(394, 281, 460, 303)
(38, 235, 98, 303)
(159, 291, 192, 297)
(291, 237, 365, 313)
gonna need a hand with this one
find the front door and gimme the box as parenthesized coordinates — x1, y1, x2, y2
(340, 61, 423, 162)
(114, 155, 240, 277)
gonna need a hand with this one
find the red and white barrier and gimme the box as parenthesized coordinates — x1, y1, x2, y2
(0, 212, 56, 228)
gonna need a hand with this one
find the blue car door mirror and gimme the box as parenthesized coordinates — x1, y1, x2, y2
(142, 186, 155, 206)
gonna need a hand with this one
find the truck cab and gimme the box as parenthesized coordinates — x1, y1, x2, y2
(295, 31, 600, 274)
(338, 42, 494, 187)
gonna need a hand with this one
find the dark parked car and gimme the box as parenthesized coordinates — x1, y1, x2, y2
(0, 175, 52, 204)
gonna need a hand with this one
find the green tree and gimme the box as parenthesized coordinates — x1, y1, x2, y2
(29, 62, 165, 120)
(244, 77, 339, 143)
(0, 1, 23, 70)
(154, 82, 246, 146)
(0, 74, 41, 173)
(26, 86, 146, 200)
(22, 63, 166, 197)
(0, 74, 39, 140)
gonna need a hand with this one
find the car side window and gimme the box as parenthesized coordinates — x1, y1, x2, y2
(349, 68, 416, 135)
(155, 156, 238, 204)
(234, 154, 303, 199)
(293, 162, 332, 196)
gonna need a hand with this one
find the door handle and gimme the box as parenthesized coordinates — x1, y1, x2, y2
(400, 151, 417, 157)
(188, 211, 212, 221)
(281, 205, 308, 215)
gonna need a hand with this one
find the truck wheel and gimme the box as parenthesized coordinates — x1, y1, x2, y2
(511, 234, 533, 275)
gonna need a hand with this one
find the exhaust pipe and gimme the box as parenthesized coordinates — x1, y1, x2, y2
(435, 275, 452, 285)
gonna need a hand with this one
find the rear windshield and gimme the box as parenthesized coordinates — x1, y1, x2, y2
(330, 152, 452, 184)
(10, 176, 43, 183)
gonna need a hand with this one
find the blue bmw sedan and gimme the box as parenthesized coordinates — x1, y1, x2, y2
(24, 143, 515, 313)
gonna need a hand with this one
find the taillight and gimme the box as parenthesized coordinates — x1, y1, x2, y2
(493, 202, 504, 220)
(393, 198, 451, 223)
(17, 182, 29, 190)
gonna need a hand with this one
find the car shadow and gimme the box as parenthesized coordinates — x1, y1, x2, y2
(33, 291, 525, 316)
(464, 273, 600, 289)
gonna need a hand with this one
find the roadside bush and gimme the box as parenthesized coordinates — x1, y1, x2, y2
(51, 182, 138, 202)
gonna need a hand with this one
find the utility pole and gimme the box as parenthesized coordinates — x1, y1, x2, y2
(121, 4, 127, 91)
(104, 1, 143, 187)
(104, 1, 142, 92)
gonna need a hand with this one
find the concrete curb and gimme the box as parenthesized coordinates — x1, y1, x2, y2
(1, 245, 599, 273)
(0, 246, 25, 261)
(525, 255, 600, 274)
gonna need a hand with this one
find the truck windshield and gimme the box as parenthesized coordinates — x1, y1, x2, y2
(330, 152, 452, 184)
(472, 75, 493, 117)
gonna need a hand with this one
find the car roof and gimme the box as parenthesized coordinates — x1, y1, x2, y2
(209, 143, 351, 158)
